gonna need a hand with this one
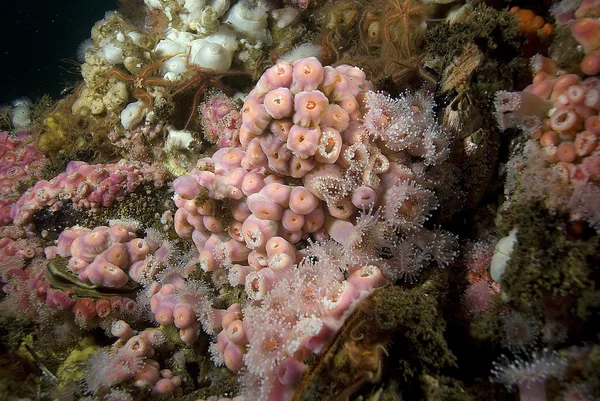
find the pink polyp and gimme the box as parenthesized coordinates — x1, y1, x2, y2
(56, 229, 81, 257)
(85, 257, 129, 288)
(524, 80, 554, 99)
(187, 213, 205, 232)
(173, 303, 196, 329)
(575, 130, 597, 156)
(268, 253, 294, 275)
(225, 319, 247, 344)
(267, 143, 292, 176)
(223, 343, 244, 372)
(174, 211, 194, 238)
(278, 358, 307, 385)
(314, 127, 342, 164)
(224, 168, 246, 191)
(571, 17, 600, 54)
(247, 193, 285, 221)
(198, 249, 216, 272)
(242, 214, 278, 249)
(289, 186, 319, 215)
(269, 118, 294, 141)
(327, 282, 360, 319)
(242, 172, 266, 196)
(173, 175, 202, 199)
(349, 265, 387, 291)
(328, 198, 355, 219)
(245, 268, 276, 300)
(338, 95, 358, 114)
(289, 156, 316, 178)
(287, 125, 321, 159)
(216, 148, 246, 171)
(290, 57, 325, 93)
(264, 87, 295, 119)
(224, 239, 252, 262)
(126, 238, 151, 262)
(581, 50, 600, 76)
(293, 90, 329, 127)
(352, 186, 377, 209)
(230, 199, 252, 222)
(336, 65, 367, 95)
(242, 97, 271, 135)
(238, 125, 255, 147)
(302, 207, 325, 233)
(319, 66, 343, 97)
(228, 221, 244, 242)
(95, 298, 112, 318)
(245, 137, 268, 168)
(265, 236, 296, 258)
(152, 378, 176, 396)
(154, 296, 177, 325)
(203, 215, 223, 232)
(260, 132, 285, 157)
(81, 230, 110, 254)
(326, 218, 354, 244)
(565, 84, 586, 104)
(585, 89, 600, 110)
(102, 243, 129, 270)
(45, 288, 75, 310)
(550, 107, 579, 132)
(108, 224, 135, 243)
(551, 74, 583, 99)
(111, 320, 134, 340)
(248, 249, 269, 269)
(72, 298, 97, 321)
(585, 115, 600, 133)
(261, 61, 293, 91)
(260, 183, 291, 207)
(280, 227, 302, 244)
(281, 209, 305, 232)
(320, 104, 350, 132)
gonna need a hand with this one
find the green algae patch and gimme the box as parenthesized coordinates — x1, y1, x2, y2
(498, 204, 599, 317)
(56, 342, 100, 389)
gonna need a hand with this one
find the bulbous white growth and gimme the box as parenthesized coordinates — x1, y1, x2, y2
(12, 99, 32, 129)
(120, 101, 147, 129)
(223, 0, 271, 44)
(192, 42, 233, 72)
(490, 228, 518, 283)
(161, 56, 188, 81)
(165, 125, 195, 151)
(103, 43, 125, 64)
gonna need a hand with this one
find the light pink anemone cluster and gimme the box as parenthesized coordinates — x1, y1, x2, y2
(199, 92, 242, 147)
(0, 131, 47, 226)
(168, 57, 459, 401)
(495, 44, 600, 229)
(85, 328, 182, 397)
(11, 159, 167, 228)
(0, 246, 137, 328)
(46, 221, 170, 287)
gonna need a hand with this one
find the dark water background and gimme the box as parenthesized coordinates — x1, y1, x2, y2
(0, 0, 117, 105)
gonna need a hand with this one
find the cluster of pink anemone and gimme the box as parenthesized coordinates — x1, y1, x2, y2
(199, 92, 243, 147)
(165, 56, 457, 401)
(45, 221, 169, 288)
(11, 159, 167, 227)
(0, 131, 47, 226)
(85, 327, 182, 397)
